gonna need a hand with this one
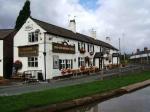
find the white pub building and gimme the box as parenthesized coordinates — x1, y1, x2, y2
(13, 17, 119, 80)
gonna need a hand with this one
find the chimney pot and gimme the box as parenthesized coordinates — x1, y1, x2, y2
(144, 47, 148, 52)
(106, 37, 111, 44)
(68, 19, 76, 33)
(137, 49, 140, 53)
(90, 29, 96, 39)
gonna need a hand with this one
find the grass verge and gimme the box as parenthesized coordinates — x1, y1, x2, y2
(0, 70, 150, 112)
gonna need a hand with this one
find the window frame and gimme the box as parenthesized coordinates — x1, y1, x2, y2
(28, 57, 38, 67)
(78, 57, 85, 67)
(28, 32, 38, 43)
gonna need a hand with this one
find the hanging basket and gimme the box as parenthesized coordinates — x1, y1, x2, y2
(90, 52, 94, 55)
(14, 60, 22, 70)
(80, 48, 86, 53)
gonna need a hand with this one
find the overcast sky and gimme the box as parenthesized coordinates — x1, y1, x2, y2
(1, 0, 150, 53)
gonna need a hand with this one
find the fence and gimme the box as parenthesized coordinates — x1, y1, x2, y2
(99, 65, 150, 80)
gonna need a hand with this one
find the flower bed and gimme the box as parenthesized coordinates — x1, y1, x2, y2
(0, 79, 10, 85)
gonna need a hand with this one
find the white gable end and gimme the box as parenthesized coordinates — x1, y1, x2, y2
(14, 17, 46, 47)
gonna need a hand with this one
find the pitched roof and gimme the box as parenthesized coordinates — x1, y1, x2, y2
(132, 50, 150, 56)
(31, 17, 118, 50)
(0, 29, 14, 40)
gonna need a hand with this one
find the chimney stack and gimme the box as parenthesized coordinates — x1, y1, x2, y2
(90, 29, 96, 39)
(144, 47, 148, 52)
(106, 37, 111, 44)
(137, 49, 140, 53)
(68, 19, 76, 33)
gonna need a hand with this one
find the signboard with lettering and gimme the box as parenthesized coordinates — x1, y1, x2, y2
(52, 42, 75, 54)
(53, 55, 59, 69)
(25, 24, 33, 31)
(112, 53, 119, 57)
(18, 45, 39, 57)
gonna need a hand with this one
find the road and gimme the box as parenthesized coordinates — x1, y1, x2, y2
(0, 65, 144, 96)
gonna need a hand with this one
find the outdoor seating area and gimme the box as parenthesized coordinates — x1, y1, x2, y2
(12, 70, 43, 83)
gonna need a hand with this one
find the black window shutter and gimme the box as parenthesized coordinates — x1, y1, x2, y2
(93, 59, 95, 66)
(93, 45, 94, 52)
(66, 60, 68, 69)
(88, 59, 89, 66)
(59, 59, 62, 70)
(78, 42, 80, 50)
(71, 60, 73, 69)
(88, 44, 89, 52)
(78, 57, 80, 67)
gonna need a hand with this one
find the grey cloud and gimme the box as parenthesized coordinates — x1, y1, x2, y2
(0, 0, 150, 53)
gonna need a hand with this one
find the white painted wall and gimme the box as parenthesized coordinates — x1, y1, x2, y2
(0, 40, 3, 77)
(14, 18, 46, 78)
(14, 17, 119, 79)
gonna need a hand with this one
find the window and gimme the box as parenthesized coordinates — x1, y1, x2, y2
(78, 57, 85, 67)
(78, 42, 85, 50)
(88, 44, 94, 52)
(90, 44, 94, 52)
(66, 60, 73, 69)
(61, 60, 66, 69)
(100, 46, 102, 52)
(28, 32, 38, 42)
(59, 59, 73, 70)
(28, 57, 38, 67)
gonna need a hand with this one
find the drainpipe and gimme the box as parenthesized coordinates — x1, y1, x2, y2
(43, 33, 47, 81)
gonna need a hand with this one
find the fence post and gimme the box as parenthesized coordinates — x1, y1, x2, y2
(142, 66, 145, 71)
(119, 67, 122, 77)
(100, 69, 104, 80)
(131, 66, 134, 73)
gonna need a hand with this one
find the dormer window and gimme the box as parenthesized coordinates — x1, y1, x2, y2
(28, 32, 38, 42)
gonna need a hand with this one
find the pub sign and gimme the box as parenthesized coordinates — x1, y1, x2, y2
(112, 53, 119, 57)
(52, 42, 75, 54)
(18, 45, 39, 57)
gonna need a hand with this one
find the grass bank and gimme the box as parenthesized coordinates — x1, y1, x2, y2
(0, 71, 150, 112)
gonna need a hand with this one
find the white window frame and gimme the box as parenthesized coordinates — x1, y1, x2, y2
(79, 42, 85, 49)
(67, 60, 71, 69)
(79, 57, 85, 67)
(61, 60, 66, 69)
(89, 44, 93, 52)
(28, 32, 38, 42)
(28, 57, 38, 67)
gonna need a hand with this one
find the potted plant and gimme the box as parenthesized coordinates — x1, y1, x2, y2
(105, 57, 109, 61)
(80, 66, 85, 71)
(61, 69, 66, 75)
(80, 48, 86, 53)
(14, 60, 22, 73)
(67, 68, 72, 74)
(90, 51, 94, 55)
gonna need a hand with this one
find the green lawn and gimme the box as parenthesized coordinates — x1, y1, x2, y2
(0, 71, 150, 112)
